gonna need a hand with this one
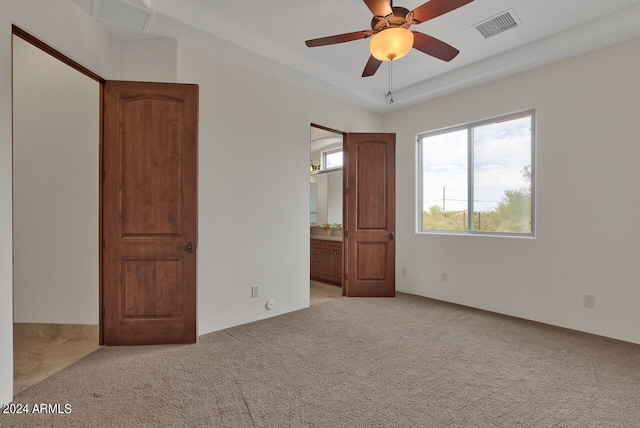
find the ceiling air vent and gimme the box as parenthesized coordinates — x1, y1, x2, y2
(91, 0, 154, 33)
(474, 10, 519, 39)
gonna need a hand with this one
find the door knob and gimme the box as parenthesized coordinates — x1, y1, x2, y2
(179, 241, 194, 253)
(388, 232, 395, 240)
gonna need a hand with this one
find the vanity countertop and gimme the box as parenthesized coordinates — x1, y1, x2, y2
(311, 235, 343, 242)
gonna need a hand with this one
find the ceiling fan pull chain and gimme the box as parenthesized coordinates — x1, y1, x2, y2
(386, 60, 394, 104)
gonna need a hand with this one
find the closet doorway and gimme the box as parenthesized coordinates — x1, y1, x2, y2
(12, 28, 101, 394)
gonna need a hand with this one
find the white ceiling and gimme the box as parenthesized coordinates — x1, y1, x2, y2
(310, 126, 343, 154)
(72, 0, 640, 113)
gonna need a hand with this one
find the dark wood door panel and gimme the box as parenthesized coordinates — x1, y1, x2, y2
(103, 81, 198, 345)
(122, 258, 183, 318)
(345, 133, 396, 297)
(355, 242, 388, 281)
(121, 96, 183, 236)
(356, 142, 388, 230)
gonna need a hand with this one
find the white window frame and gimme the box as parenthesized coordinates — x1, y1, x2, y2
(417, 110, 536, 237)
(322, 147, 343, 171)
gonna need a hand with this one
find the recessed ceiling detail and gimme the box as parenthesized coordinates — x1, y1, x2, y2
(91, 0, 154, 33)
(475, 10, 519, 39)
(71, 0, 640, 113)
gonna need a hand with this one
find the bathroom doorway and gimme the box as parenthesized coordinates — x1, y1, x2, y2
(309, 124, 344, 304)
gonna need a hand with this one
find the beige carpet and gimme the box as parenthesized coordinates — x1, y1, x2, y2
(2, 293, 640, 427)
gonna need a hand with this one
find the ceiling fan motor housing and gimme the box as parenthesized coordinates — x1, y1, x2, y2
(371, 7, 413, 32)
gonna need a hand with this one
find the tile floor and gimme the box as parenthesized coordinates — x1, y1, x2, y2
(310, 280, 342, 305)
(13, 324, 100, 395)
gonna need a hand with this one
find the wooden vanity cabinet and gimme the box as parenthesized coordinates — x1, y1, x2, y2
(310, 239, 342, 286)
(310, 239, 321, 278)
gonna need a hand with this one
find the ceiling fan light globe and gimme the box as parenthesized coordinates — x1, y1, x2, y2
(370, 28, 414, 62)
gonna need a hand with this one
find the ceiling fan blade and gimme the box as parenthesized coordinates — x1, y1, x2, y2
(362, 55, 383, 77)
(363, 0, 393, 17)
(412, 32, 459, 62)
(412, 0, 474, 24)
(306, 30, 372, 47)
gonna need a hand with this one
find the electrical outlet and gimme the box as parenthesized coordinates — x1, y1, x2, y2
(583, 295, 595, 309)
(251, 286, 259, 298)
(441, 273, 448, 283)
(401, 267, 407, 276)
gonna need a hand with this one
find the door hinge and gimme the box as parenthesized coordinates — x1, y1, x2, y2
(344, 231, 348, 238)
(102, 170, 106, 181)
(344, 272, 348, 280)
(344, 188, 348, 195)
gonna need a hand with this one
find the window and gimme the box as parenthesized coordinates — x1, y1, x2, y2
(418, 111, 535, 236)
(323, 148, 343, 170)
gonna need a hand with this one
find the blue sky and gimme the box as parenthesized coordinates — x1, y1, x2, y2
(421, 116, 532, 212)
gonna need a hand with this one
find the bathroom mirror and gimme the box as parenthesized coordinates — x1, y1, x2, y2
(310, 125, 343, 226)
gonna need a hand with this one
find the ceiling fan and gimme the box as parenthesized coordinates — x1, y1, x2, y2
(305, 0, 474, 77)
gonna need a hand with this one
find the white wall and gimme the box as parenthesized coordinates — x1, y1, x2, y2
(0, 0, 120, 404)
(12, 35, 99, 325)
(385, 37, 640, 344)
(175, 40, 381, 334)
(120, 39, 178, 83)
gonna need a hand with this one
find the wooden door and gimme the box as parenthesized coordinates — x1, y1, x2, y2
(344, 133, 396, 297)
(103, 81, 198, 345)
